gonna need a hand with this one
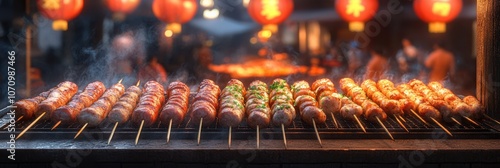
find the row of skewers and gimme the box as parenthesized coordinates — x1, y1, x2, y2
(5, 78, 499, 148)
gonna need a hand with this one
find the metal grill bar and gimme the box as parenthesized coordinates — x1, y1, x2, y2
(4, 114, 497, 133)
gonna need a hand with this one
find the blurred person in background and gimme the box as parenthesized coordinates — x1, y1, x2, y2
(138, 56, 168, 84)
(365, 47, 389, 81)
(345, 41, 363, 77)
(323, 46, 345, 73)
(396, 38, 424, 79)
(425, 41, 456, 82)
(193, 44, 218, 80)
(110, 31, 139, 78)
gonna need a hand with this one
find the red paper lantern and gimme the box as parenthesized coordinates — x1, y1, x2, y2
(106, 0, 141, 20)
(247, 0, 294, 33)
(37, 0, 84, 31)
(414, 0, 462, 33)
(152, 0, 197, 35)
(335, 0, 378, 32)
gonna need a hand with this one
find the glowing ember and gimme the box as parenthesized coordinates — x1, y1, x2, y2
(209, 58, 308, 78)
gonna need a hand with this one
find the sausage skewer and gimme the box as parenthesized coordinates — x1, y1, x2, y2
(107, 80, 142, 144)
(361, 80, 408, 132)
(51, 81, 106, 131)
(190, 79, 220, 145)
(312, 78, 341, 128)
(17, 81, 78, 140)
(1, 88, 54, 130)
(245, 80, 270, 148)
(75, 79, 125, 139)
(428, 82, 482, 126)
(132, 80, 166, 145)
(377, 79, 414, 123)
(13, 87, 55, 122)
(292, 80, 324, 147)
(412, 80, 463, 126)
(269, 79, 295, 148)
(35, 81, 79, 120)
(159, 81, 190, 143)
(408, 79, 458, 123)
(338, 94, 366, 132)
(218, 79, 246, 148)
(340, 78, 394, 140)
(397, 83, 453, 136)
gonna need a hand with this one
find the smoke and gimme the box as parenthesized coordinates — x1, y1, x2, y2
(167, 65, 194, 85)
(61, 25, 160, 88)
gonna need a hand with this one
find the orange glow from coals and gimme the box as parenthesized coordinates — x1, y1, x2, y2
(209, 58, 309, 78)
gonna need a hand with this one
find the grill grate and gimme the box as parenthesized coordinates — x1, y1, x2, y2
(3, 111, 500, 140)
(2, 93, 500, 140)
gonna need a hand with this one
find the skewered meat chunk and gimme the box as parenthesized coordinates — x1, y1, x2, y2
(79, 83, 125, 127)
(218, 79, 246, 127)
(131, 81, 164, 127)
(339, 78, 387, 123)
(52, 81, 106, 124)
(15, 87, 56, 120)
(190, 79, 220, 126)
(159, 81, 190, 126)
(270, 79, 296, 127)
(292, 80, 326, 126)
(36, 81, 79, 120)
(245, 80, 271, 129)
(108, 85, 142, 125)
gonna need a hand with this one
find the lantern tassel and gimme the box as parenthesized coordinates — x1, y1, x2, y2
(263, 24, 278, 33)
(52, 20, 68, 31)
(167, 23, 182, 34)
(349, 22, 364, 32)
(429, 22, 446, 33)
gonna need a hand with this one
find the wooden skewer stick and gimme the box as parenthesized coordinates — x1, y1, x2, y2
(136, 80, 141, 87)
(1, 118, 13, 129)
(0, 105, 13, 113)
(16, 115, 24, 122)
(353, 115, 366, 133)
(166, 119, 173, 144)
(1, 123, 9, 130)
(463, 116, 481, 127)
(118, 78, 123, 84)
(430, 117, 453, 137)
(108, 122, 119, 145)
(312, 119, 322, 148)
(483, 114, 500, 125)
(3, 113, 23, 130)
(376, 116, 394, 141)
(135, 120, 144, 145)
(74, 123, 88, 139)
(228, 126, 232, 149)
(397, 114, 407, 123)
(51, 121, 61, 131)
(394, 115, 409, 132)
(256, 125, 260, 149)
(410, 109, 430, 126)
(281, 124, 287, 149)
(16, 112, 46, 140)
(330, 113, 339, 128)
(450, 117, 463, 126)
(197, 118, 203, 146)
